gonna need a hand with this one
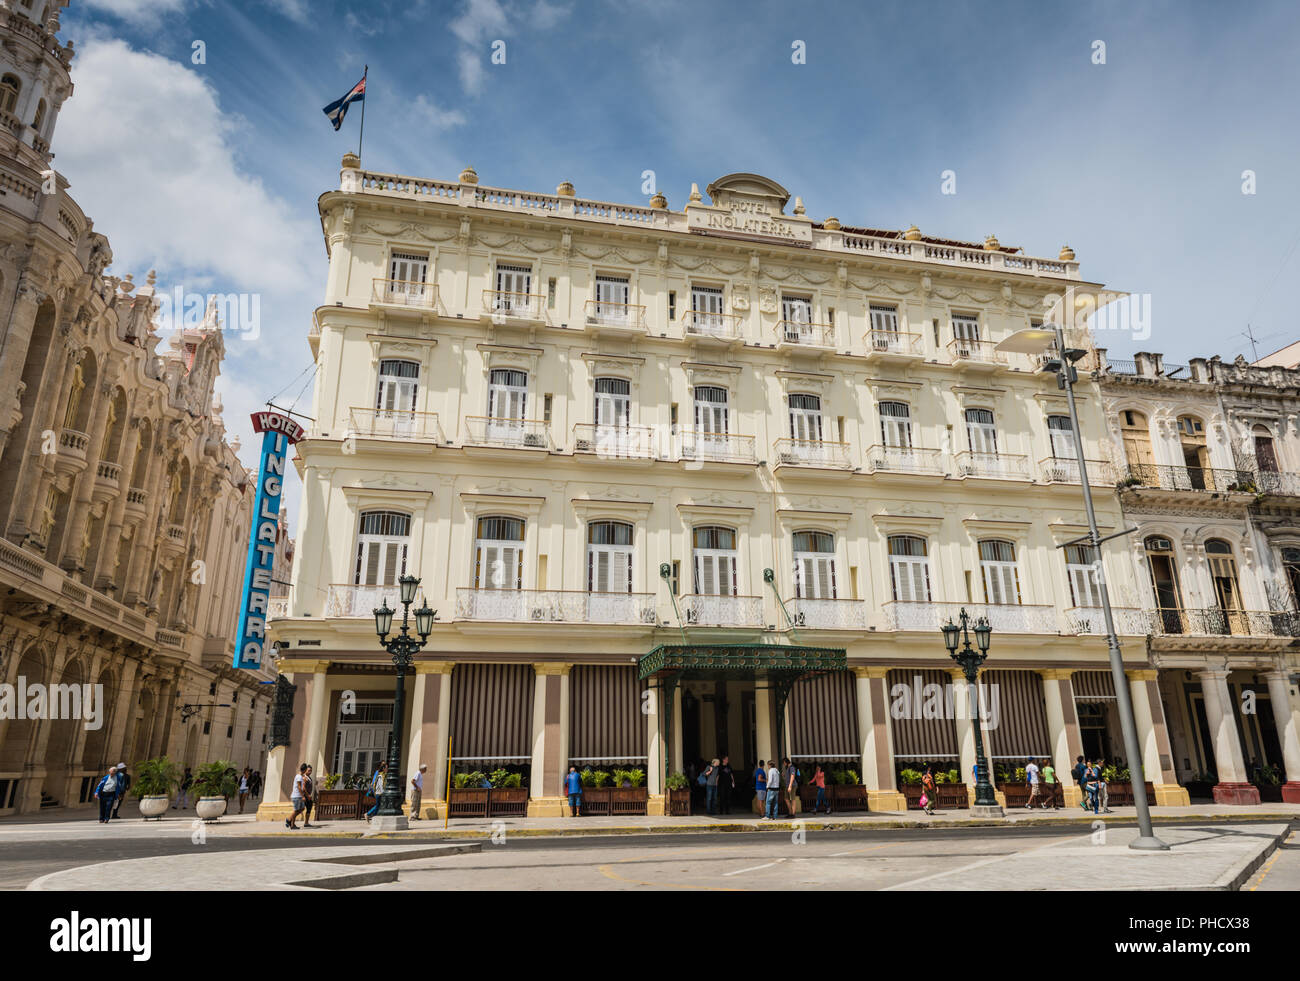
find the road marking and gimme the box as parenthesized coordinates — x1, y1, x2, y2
(829, 842, 905, 858)
(881, 830, 1084, 890)
(724, 859, 782, 876)
(595, 845, 751, 891)
(1248, 830, 1293, 891)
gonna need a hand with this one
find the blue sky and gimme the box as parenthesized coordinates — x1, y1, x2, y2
(51, 0, 1300, 497)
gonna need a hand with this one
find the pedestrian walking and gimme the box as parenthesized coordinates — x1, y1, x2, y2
(301, 765, 316, 827)
(719, 755, 735, 814)
(1041, 758, 1058, 809)
(764, 760, 780, 819)
(93, 765, 120, 824)
(754, 759, 767, 813)
(1095, 758, 1113, 813)
(782, 758, 799, 816)
(1025, 756, 1041, 809)
(174, 767, 193, 810)
(1084, 760, 1101, 814)
(286, 763, 308, 829)
(564, 764, 583, 817)
(810, 763, 828, 814)
(250, 769, 262, 799)
(1071, 755, 1088, 810)
(410, 763, 426, 819)
(920, 763, 936, 815)
(364, 761, 386, 822)
(238, 767, 251, 813)
(704, 758, 720, 815)
(111, 763, 130, 819)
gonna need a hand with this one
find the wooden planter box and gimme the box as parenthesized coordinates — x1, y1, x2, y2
(901, 784, 925, 809)
(487, 787, 528, 816)
(448, 787, 489, 818)
(315, 789, 364, 819)
(610, 787, 649, 815)
(935, 783, 969, 809)
(832, 784, 869, 812)
(1104, 781, 1156, 806)
(666, 787, 691, 816)
(579, 786, 612, 816)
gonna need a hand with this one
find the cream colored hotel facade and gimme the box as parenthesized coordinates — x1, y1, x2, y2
(260, 156, 1300, 817)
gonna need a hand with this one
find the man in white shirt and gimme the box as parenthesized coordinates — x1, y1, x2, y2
(763, 761, 780, 819)
(286, 763, 307, 830)
(410, 763, 426, 820)
(1025, 757, 1041, 809)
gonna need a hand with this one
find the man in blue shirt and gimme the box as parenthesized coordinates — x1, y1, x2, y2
(754, 759, 767, 814)
(564, 765, 583, 817)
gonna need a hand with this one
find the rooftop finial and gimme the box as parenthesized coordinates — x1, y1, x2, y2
(792, 196, 806, 216)
(904, 224, 922, 241)
(1059, 244, 1076, 261)
(459, 165, 479, 185)
(688, 182, 702, 204)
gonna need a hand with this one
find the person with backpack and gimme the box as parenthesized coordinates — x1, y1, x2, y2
(286, 763, 308, 829)
(93, 765, 121, 824)
(364, 761, 387, 822)
(1024, 757, 1041, 809)
(111, 763, 131, 819)
(1084, 760, 1102, 814)
(1072, 756, 1088, 810)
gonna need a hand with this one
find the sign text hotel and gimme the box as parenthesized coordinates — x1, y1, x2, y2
(688, 199, 813, 245)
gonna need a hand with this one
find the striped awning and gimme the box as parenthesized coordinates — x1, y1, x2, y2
(569, 665, 647, 764)
(790, 671, 859, 757)
(450, 663, 534, 759)
(887, 669, 960, 760)
(1072, 669, 1118, 701)
(984, 669, 1051, 758)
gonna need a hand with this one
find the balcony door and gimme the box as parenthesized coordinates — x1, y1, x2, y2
(594, 275, 630, 323)
(388, 252, 428, 302)
(888, 535, 932, 603)
(474, 516, 524, 590)
(494, 264, 532, 311)
(979, 539, 1021, 606)
(965, 408, 998, 455)
(793, 531, 837, 601)
(1206, 539, 1242, 633)
(354, 511, 410, 590)
(375, 359, 418, 435)
(1065, 544, 1102, 608)
(594, 377, 630, 443)
(1254, 425, 1279, 473)
(781, 295, 813, 341)
(692, 526, 738, 597)
(1144, 537, 1183, 632)
(869, 304, 900, 347)
(952, 315, 980, 355)
(1047, 414, 1076, 459)
(587, 521, 634, 621)
(487, 368, 527, 443)
(788, 393, 823, 462)
(691, 286, 724, 332)
(693, 385, 728, 457)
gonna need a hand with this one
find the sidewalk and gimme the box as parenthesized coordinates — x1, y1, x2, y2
(3, 799, 1297, 840)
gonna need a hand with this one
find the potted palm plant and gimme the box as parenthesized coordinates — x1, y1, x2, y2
(132, 756, 181, 819)
(898, 768, 925, 809)
(935, 767, 968, 809)
(580, 768, 613, 815)
(830, 768, 869, 812)
(449, 770, 490, 817)
(666, 771, 691, 815)
(610, 767, 649, 815)
(487, 768, 528, 816)
(191, 760, 238, 821)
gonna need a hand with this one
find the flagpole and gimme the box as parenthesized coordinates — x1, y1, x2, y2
(357, 65, 368, 161)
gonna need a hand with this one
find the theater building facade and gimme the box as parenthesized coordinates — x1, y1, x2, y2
(260, 157, 1295, 817)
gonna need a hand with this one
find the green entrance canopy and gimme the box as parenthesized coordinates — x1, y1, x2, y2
(638, 643, 847, 681)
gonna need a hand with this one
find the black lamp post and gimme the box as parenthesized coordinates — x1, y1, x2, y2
(941, 608, 1001, 814)
(372, 574, 435, 824)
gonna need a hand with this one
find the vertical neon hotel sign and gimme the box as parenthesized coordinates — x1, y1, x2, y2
(233, 410, 305, 670)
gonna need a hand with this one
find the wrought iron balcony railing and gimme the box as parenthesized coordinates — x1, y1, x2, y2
(372, 278, 437, 308)
(583, 300, 647, 330)
(772, 438, 852, 469)
(1063, 606, 1151, 637)
(864, 444, 945, 475)
(682, 310, 742, 340)
(573, 423, 657, 460)
(864, 329, 922, 356)
(482, 289, 546, 320)
(463, 416, 552, 450)
(784, 598, 869, 630)
(1038, 457, 1117, 486)
(954, 451, 1031, 480)
(678, 430, 757, 464)
(881, 600, 1058, 634)
(947, 337, 1007, 365)
(681, 594, 765, 627)
(1119, 463, 1256, 494)
(1149, 607, 1297, 638)
(348, 407, 444, 443)
(776, 320, 836, 347)
(455, 588, 658, 624)
(1252, 471, 1300, 497)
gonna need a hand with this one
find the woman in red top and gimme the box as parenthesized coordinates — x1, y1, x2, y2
(810, 763, 829, 814)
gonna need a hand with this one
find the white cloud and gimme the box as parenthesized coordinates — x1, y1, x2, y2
(81, 0, 189, 23)
(55, 37, 313, 293)
(450, 0, 570, 96)
(262, 0, 310, 23)
(411, 94, 466, 130)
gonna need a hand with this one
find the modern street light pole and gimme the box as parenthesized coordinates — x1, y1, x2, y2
(941, 609, 1002, 818)
(372, 574, 436, 831)
(1032, 325, 1168, 851)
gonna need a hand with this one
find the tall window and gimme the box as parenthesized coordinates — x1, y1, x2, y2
(788, 393, 823, 442)
(1120, 410, 1153, 467)
(0, 75, 19, 115)
(690, 285, 724, 331)
(488, 368, 527, 430)
(1282, 547, 1300, 609)
(594, 377, 630, 430)
(792, 531, 836, 599)
(965, 408, 998, 455)
(1047, 414, 1076, 459)
(952, 314, 980, 351)
(1205, 539, 1241, 613)
(692, 526, 737, 596)
(354, 511, 410, 587)
(1144, 536, 1182, 632)
(474, 516, 524, 590)
(978, 540, 1021, 605)
(587, 521, 633, 593)
(879, 401, 912, 448)
(1178, 415, 1209, 482)
(375, 360, 418, 429)
(1254, 424, 1279, 473)
(32, 99, 46, 133)
(388, 252, 428, 297)
(594, 275, 630, 321)
(869, 303, 899, 337)
(1065, 544, 1102, 608)
(781, 294, 813, 340)
(888, 535, 931, 602)
(694, 385, 728, 435)
(494, 264, 532, 310)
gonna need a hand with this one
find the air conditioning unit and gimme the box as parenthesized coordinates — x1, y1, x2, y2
(640, 608, 658, 624)
(523, 433, 545, 448)
(793, 612, 807, 627)
(530, 608, 548, 621)
(575, 439, 593, 452)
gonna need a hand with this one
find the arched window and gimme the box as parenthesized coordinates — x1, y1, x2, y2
(1205, 539, 1242, 615)
(792, 530, 836, 599)
(965, 408, 997, 455)
(587, 521, 633, 593)
(0, 75, 20, 115)
(1064, 544, 1101, 608)
(474, 516, 523, 590)
(354, 511, 410, 587)
(692, 526, 737, 596)
(1119, 410, 1153, 468)
(888, 535, 930, 602)
(1047, 414, 1076, 459)
(1253, 424, 1278, 473)
(978, 539, 1020, 605)
(879, 401, 912, 448)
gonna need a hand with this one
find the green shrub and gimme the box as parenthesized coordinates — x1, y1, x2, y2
(947, 769, 960, 784)
(132, 756, 181, 798)
(191, 760, 238, 799)
(1014, 767, 1027, 783)
(626, 768, 646, 788)
(322, 773, 341, 790)
(666, 771, 689, 791)
(489, 768, 511, 788)
(934, 770, 949, 784)
(899, 768, 923, 786)
(586, 769, 610, 788)
(842, 769, 860, 786)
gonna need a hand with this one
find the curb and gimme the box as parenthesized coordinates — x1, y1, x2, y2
(1211, 827, 1289, 891)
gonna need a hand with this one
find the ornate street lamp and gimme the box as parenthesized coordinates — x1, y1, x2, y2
(372, 573, 435, 829)
(941, 608, 1002, 816)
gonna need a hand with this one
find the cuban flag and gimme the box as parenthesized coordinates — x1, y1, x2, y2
(323, 72, 366, 131)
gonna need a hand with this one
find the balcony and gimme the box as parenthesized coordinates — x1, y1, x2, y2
(463, 416, 553, 453)
(161, 524, 187, 558)
(1063, 606, 1152, 637)
(954, 451, 1031, 481)
(863, 329, 924, 364)
(455, 588, 658, 625)
(325, 584, 394, 618)
(681, 594, 764, 628)
(1119, 464, 1256, 498)
(775, 320, 836, 356)
(582, 300, 647, 337)
(946, 337, 1007, 369)
(55, 429, 89, 477)
(1254, 471, 1300, 497)
(572, 423, 657, 462)
(267, 596, 290, 620)
(677, 430, 758, 468)
(682, 310, 744, 347)
(123, 487, 148, 522)
(881, 601, 1058, 634)
(93, 460, 122, 503)
(481, 290, 547, 325)
(371, 278, 437, 311)
(772, 438, 853, 472)
(1150, 608, 1297, 638)
(863, 445, 946, 477)
(347, 407, 444, 445)
(1038, 457, 1118, 486)
(784, 598, 869, 631)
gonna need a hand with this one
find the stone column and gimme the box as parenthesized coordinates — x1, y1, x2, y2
(0, 277, 48, 460)
(1198, 667, 1259, 804)
(646, 677, 663, 808)
(1262, 669, 1300, 803)
(17, 340, 82, 542)
(754, 681, 773, 763)
(123, 446, 168, 607)
(1127, 669, 1188, 805)
(670, 686, 683, 775)
(411, 661, 453, 817)
(274, 663, 316, 802)
(59, 376, 118, 573)
(299, 661, 331, 777)
(855, 666, 904, 810)
(149, 668, 182, 758)
(1039, 669, 1084, 807)
(529, 663, 570, 815)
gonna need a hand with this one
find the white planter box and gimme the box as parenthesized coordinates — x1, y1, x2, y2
(138, 795, 170, 819)
(195, 796, 227, 822)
